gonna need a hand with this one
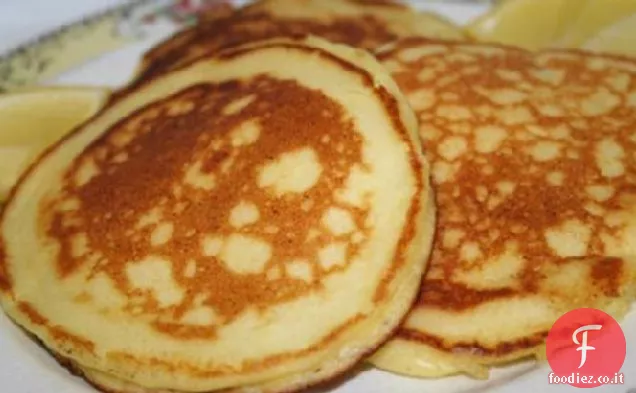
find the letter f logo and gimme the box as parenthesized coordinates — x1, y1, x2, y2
(573, 324, 602, 369)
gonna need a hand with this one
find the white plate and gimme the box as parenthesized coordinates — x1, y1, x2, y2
(0, 1, 634, 392)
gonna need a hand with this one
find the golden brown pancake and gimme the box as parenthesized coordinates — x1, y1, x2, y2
(135, 0, 464, 84)
(372, 38, 636, 378)
(0, 37, 435, 392)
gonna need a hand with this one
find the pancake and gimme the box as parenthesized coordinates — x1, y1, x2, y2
(136, 2, 236, 78)
(135, 0, 464, 84)
(0, 37, 435, 392)
(371, 38, 636, 378)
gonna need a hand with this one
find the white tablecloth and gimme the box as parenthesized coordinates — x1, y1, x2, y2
(0, 0, 130, 55)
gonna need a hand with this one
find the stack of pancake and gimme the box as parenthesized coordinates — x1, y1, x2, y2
(1, 0, 635, 392)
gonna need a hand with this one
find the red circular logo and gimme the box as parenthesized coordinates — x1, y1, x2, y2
(546, 308, 626, 388)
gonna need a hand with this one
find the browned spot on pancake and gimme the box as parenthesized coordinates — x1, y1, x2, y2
(18, 302, 47, 325)
(399, 327, 547, 357)
(418, 279, 517, 311)
(591, 256, 623, 297)
(49, 328, 96, 354)
(18, 302, 95, 354)
(153, 322, 217, 340)
(45, 75, 369, 337)
(0, 238, 11, 293)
